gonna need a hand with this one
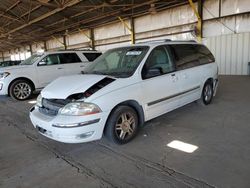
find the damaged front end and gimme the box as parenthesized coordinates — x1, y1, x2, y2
(38, 77, 115, 117)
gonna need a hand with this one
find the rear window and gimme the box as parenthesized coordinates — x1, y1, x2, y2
(169, 44, 215, 70)
(83, 52, 102, 62)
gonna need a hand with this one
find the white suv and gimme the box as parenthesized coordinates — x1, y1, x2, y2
(0, 50, 101, 100)
(30, 40, 218, 144)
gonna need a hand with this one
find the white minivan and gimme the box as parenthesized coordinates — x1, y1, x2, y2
(0, 50, 101, 100)
(30, 40, 218, 144)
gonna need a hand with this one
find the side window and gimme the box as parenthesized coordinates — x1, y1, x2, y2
(195, 45, 215, 65)
(142, 46, 175, 79)
(170, 44, 199, 70)
(59, 53, 81, 64)
(83, 53, 102, 62)
(40, 54, 60, 66)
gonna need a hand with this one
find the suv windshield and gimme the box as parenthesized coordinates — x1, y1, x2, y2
(20, 54, 42, 65)
(84, 46, 149, 78)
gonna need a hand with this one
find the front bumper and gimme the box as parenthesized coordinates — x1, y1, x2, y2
(29, 106, 109, 143)
(0, 81, 9, 95)
(213, 78, 219, 96)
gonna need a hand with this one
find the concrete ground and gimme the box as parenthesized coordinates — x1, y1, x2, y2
(0, 76, 250, 188)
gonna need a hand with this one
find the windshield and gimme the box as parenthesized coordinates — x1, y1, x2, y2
(20, 54, 42, 65)
(84, 46, 149, 78)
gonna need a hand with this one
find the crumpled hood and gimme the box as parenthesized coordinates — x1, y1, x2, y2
(41, 74, 111, 99)
(0, 65, 31, 72)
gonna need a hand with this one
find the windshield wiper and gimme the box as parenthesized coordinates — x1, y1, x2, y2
(108, 72, 130, 78)
(83, 71, 108, 75)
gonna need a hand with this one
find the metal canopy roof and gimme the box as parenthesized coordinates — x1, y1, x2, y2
(0, 0, 189, 51)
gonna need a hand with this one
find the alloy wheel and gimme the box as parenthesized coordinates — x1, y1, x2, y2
(13, 82, 32, 100)
(115, 112, 136, 140)
(204, 84, 212, 102)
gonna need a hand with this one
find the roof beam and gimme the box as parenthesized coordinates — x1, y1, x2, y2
(0, 0, 188, 50)
(20, 0, 59, 8)
(0, 1, 25, 24)
(2, 3, 42, 29)
(0, 0, 82, 38)
(5, 1, 21, 11)
(29, 0, 160, 37)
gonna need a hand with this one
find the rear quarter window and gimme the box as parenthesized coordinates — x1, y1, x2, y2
(169, 44, 215, 70)
(83, 52, 102, 62)
(195, 45, 215, 65)
(169, 44, 199, 70)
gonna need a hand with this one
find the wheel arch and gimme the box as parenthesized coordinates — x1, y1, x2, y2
(203, 77, 214, 89)
(8, 77, 36, 95)
(206, 77, 214, 84)
(104, 100, 145, 131)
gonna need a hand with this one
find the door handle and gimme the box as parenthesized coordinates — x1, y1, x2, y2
(171, 73, 178, 82)
(80, 65, 85, 68)
(57, 67, 63, 70)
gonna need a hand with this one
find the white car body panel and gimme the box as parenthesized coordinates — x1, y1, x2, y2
(41, 74, 107, 99)
(29, 41, 219, 144)
(140, 72, 181, 120)
(30, 105, 110, 143)
(0, 65, 37, 95)
(0, 51, 101, 96)
(36, 64, 65, 88)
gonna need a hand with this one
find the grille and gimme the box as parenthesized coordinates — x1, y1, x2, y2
(39, 98, 70, 116)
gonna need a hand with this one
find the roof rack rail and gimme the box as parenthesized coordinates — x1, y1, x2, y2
(171, 40, 197, 43)
(136, 39, 171, 44)
(57, 48, 97, 51)
(136, 39, 197, 44)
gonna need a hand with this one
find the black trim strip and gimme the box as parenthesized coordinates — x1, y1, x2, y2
(148, 86, 200, 106)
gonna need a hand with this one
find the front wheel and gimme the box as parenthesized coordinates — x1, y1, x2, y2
(201, 81, 213, 105)
(105, 106, 139, 144)
(9, 80, 33, 100)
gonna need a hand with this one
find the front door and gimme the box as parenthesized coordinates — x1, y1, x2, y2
(141, 45, 181, 121)
(36, 54, 65, 88)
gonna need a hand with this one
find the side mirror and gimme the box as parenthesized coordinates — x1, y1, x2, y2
(38, 60, 47, 66)
(143, 67, 162, 79)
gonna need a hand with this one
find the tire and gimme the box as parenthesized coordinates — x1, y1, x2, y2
(9, 79, 33, 100)
(200, 81, 213, 105)
(105, 105, 139, 144)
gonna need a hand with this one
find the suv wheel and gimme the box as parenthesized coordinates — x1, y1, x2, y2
(105, 106, 139, 144)
(9, 80, 33, 100)
(201, 81, 213, 105)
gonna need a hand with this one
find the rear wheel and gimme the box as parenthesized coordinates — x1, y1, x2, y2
(200, 81, 213, 105)
(105, 106, 139, 144)
(9, 80, 33, 100)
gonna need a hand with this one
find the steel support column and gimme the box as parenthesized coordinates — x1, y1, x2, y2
(131, 17, 135, 44)
(52, 36, 65, 49)
(29, 44, 33, 55)
(63, 35, 67, 50)
(79, 28, 95, 50)
(18, 48, 21, 60)
(44, 41, 47, 51)
(219, 0, 221, 18)
(1, 52, 4, 62)
(188, 0, 203, 42)
(198, 0, 203, 38)
(118, 16, 135, 44)
(90, 28, 95, 50)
